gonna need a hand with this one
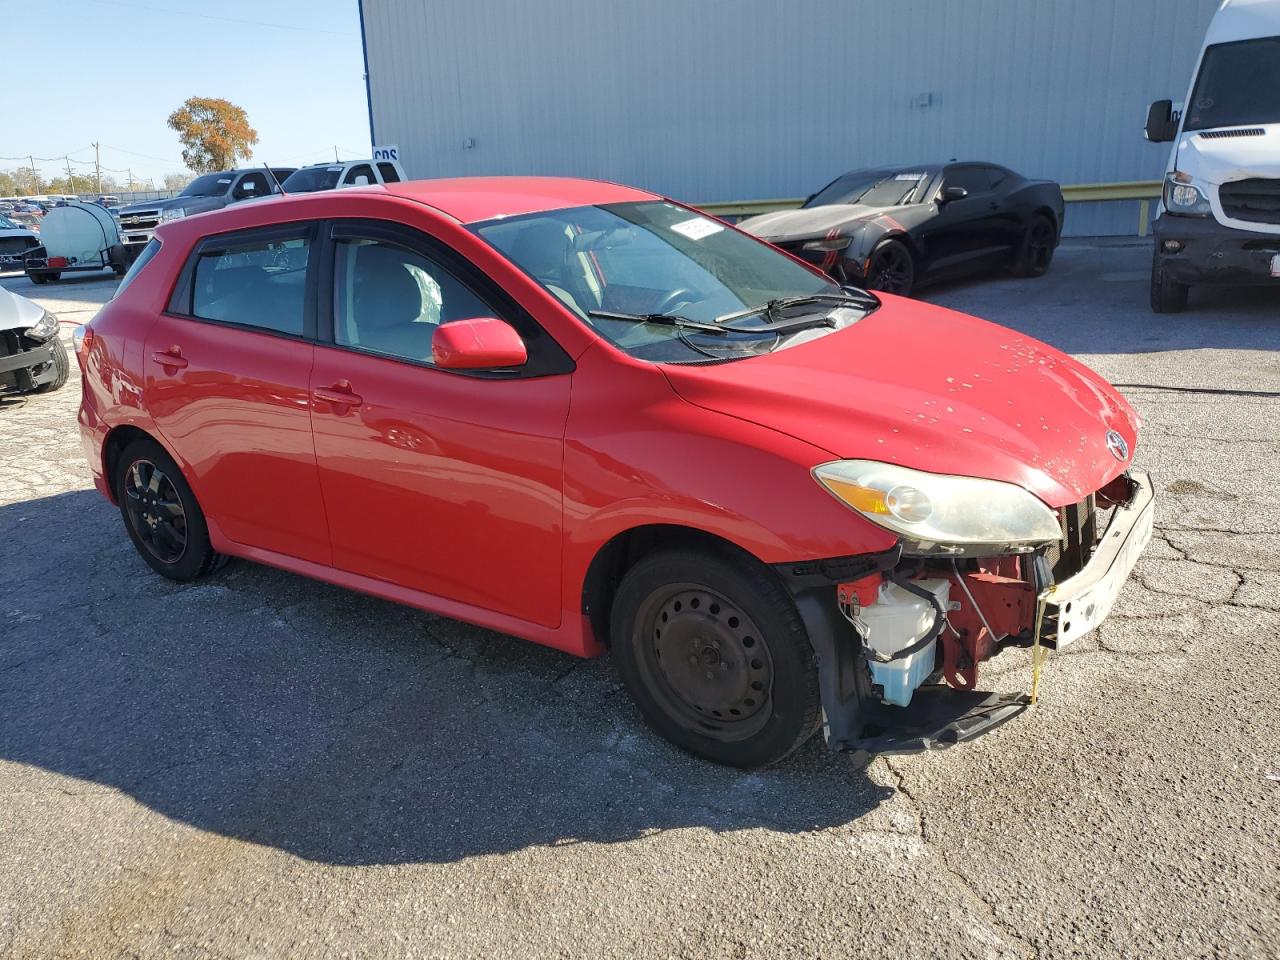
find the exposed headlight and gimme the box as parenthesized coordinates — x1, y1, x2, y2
(813, 460, 1062, 556)
(801, 236, 852, 252)
(1163, 172, 1211, 217)
(160, 207, 187, 222)
(24, 309, 58, 342)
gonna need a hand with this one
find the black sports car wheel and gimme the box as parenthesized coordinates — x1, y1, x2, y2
(1013, 215, 1056, 277)
(863, 240, 915, 296)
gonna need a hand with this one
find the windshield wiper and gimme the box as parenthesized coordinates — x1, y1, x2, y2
(587, 308, 835, 338)
(588, 309, 729, 335)
(716, 291, 876, 325)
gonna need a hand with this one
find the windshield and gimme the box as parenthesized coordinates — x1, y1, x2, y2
(281, 166, 342, 193)
(1185, 37, 1280, 131)
(475, 201, 872, 363)
(804, 168, 930, 208)
(0, 216, 19, 229)
(178, 173, 234, 198)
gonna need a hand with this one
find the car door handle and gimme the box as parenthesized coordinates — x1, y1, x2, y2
(151, 348, 188, 371)
(313, 381, 363, 408)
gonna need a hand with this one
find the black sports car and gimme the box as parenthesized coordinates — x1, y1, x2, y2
(739, 162, 1064, 296)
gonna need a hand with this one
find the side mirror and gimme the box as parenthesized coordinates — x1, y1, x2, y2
(1145, 99, 1179, 142)
(938, 185, 968, 204)
(432, 317, 527, 370)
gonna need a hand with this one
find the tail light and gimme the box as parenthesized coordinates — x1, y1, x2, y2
(73, 324, 94, 370)
(48, 256, 68, 267)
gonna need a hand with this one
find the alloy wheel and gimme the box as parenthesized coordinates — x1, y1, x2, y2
(123, 459, 188, 564)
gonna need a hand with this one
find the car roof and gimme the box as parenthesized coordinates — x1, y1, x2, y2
(382, 176, 659, 224)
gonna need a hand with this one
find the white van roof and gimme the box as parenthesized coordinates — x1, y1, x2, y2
(1207, 0, 1280, 45)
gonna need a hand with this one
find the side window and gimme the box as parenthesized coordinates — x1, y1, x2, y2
(984, 166, 1008, 190)
(376, 162, 401, 183)
(190, 232, 311, 336)
(333, 238, 493, 364)
(232, 172, 269, 200)
(943, 166, 990, 196)
(343, 164, 375, 187)
(113, 238, 160, 299)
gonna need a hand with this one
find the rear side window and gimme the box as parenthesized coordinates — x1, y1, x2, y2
(190, 232, 311, 336)
(113, 238, 160, 299)
(376, 162, 401, 183)
(343, 164, 375, 187)
(943, 166, 991, 195)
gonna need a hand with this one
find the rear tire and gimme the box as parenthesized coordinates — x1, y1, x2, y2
(610, 546, 821, 768)
(32, 337, 70, 393)
(28, 272, 47, 285)
(113, 437, 227, 582)
(1150, 251, 1189, 313)
(1012, 214, 1056, 277)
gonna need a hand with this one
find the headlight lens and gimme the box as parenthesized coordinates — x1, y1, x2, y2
(813, 460, 1062, 555)
(1163, 173, 1211, 217)
(801, 236, 852, 252)
(24, 309, 58, 342)
(160, 207, 186, 222)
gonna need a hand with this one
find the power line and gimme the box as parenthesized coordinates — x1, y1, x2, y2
(83, 0, 358, 37)
(101, 144, 186, 165)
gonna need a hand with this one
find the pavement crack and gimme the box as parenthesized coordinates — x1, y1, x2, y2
(881, 756, 1037, 959)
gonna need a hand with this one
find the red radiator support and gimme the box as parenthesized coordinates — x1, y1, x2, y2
(938, 559, 1035, 690)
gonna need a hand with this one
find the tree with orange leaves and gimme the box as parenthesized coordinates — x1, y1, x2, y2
(166, 97, 259, 173)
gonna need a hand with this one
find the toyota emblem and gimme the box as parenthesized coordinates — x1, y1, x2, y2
(1105, 430, 1129, 461)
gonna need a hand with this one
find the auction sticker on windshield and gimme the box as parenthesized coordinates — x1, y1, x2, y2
(671, 217, 724, 240)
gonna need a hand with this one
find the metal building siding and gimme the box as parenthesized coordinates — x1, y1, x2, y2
(361, 0, 1220, 235)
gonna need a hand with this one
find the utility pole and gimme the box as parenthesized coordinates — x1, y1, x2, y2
(93, 142, 102, 194)
(334, 145, 340, 161)
(28, 155, 38, 193)
(65, 156, 74, 195)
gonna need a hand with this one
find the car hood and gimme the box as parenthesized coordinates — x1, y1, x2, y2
(660, 297, 1139, 508)
(1178, 122, 1280, 184)
(0, 284, 45, 333)
(119, 196, 223, 215)
(0, 227, 37, 239)
(740, 203, 916, 241)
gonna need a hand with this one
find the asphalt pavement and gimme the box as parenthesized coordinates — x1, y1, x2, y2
(1, 241, 1277, 959)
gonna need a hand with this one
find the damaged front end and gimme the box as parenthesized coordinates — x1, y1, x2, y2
(778, 470, 1155, 752)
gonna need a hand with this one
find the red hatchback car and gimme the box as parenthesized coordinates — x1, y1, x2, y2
(76, 177, 1154, 767)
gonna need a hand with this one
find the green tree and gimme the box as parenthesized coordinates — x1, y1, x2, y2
(166, 97, 258, 173)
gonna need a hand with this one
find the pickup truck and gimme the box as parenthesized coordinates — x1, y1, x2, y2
(115, 167, 296, 251)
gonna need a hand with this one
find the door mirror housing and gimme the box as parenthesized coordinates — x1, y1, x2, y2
(432, 317, 528, 370)
(938, 185, 968, 204)
(1145, 99, 1179, 142)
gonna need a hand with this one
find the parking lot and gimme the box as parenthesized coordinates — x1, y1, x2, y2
(1, 240, 1278, 959)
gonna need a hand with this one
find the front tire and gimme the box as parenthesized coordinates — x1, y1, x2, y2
(862, 239, 916, 296)
(610, 546, 822, 767)
(113, 437, 227, 582)
(32, 337, 70, 393)
(1150, 251, 1189, 313)
(1012, 214, 1056, 277)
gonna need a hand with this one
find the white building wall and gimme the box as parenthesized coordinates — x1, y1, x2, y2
(361, 0, 1220, 235)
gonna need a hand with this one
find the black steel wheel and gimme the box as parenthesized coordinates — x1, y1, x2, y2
(113, 437, 227, 581)
(611, 546, 821, 767)
(1013, 214, 1056, 277)
(864, 239, 916, 296)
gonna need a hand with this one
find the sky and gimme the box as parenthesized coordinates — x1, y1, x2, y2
(0, 0, 372, 186)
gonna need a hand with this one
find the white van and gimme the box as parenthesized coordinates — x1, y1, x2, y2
(1145, 0, 1280, 312)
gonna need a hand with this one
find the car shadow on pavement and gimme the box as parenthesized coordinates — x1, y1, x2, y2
(919, 239, 1280, 357)
(1, 490, 892, 866)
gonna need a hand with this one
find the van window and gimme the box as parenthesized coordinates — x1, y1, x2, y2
(376, 162, 401, 183)
(1185, 37, 1280, 131)
(191, 233, 311, 336)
